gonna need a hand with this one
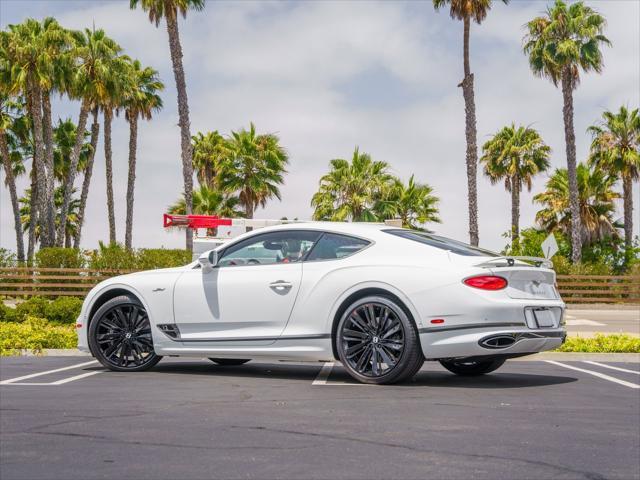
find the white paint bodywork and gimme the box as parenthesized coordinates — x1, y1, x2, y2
(77, 222, 566, 362)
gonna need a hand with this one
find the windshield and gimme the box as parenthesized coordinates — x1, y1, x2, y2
(384, 229, 499, 257)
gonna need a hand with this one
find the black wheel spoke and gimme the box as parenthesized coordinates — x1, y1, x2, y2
(341, 301, 405, 378)
(95, 303, 156, 370)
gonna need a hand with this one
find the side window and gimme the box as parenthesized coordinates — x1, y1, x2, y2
(305, 233, 371, 262)
(218, 231, 321, 267)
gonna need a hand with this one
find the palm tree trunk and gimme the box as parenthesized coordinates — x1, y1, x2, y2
(28, 78, 50, 249)
(41, 91, 57, 246)
(125, 115, 138, 250)
(460, 16, 479, 247)
(103, 109, 116, 245)
(165, 9, 194, 252)
(64, 231, 71, 248)
(510, 176, 520, 247)
(0, 129, 25, 263)
(74, 108, 100, 249)
(57, 97, 91, 246)
(27, 167, 38, 262)
(561, 69, 582, 263)
(622, 173, 633, 250)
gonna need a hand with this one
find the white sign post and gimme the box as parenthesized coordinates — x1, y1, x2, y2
(541, 233, 559, 259)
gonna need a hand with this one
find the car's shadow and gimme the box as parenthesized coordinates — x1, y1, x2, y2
(143, 361, 577, 388)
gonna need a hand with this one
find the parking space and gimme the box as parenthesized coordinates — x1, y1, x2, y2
(1, 356, 639, 480)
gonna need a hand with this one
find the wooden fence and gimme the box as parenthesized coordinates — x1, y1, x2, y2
(0, 268, 638, 304)
(0, 267, 136, 297)
(555, 275, 640, 304)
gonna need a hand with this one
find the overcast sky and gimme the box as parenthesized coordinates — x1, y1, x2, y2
(1, 0, 638, 252)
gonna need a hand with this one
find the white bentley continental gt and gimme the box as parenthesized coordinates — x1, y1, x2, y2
(77, 222, 566, 384)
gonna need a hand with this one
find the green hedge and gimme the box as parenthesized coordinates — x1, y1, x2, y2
(556, 334, 640, 353)
(0, 297, 82, 324)
(17, 244, 193, 271)
(0, 317, 77, 355)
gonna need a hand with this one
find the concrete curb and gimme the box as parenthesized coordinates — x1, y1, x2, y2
(4, 349, 639, 362)
(510, 352, 640, 362)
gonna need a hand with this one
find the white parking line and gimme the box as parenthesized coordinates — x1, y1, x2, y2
(565, 319, 606, 326)
(0, 360, 98, 386)
(312, 362, 334, 385)
(546, 360, 640, 389)
(582, 361, 640, 375)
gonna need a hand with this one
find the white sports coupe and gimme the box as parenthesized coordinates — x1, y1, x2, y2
(77, 222, 566, 384)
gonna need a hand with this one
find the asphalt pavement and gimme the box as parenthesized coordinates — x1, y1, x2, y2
(565, 306, 639, 337)
(1, 356, 639, 480)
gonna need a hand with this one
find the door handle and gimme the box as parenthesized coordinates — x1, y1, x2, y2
(269, 280, 293, 291)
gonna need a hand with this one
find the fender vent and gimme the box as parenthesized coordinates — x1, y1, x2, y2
(479, 335, 517, 349)
(158, 324, 181, 340)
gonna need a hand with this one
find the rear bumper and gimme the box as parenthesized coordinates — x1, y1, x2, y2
(419, 325, 566, 360)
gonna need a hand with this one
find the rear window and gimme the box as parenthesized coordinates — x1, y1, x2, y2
(306, 233, 371, 261)
(385, 230, 499, 257)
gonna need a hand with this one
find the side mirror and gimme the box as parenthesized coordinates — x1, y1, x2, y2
(198, 250, 218, 273)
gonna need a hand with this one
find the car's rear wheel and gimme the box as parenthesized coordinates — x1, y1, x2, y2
(89, 295, 161, 372)
(336, 295, 423, 385)
(439, 358, 506, 376)
(208, 358, 251, 366)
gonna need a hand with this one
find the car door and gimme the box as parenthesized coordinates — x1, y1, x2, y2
(172, 230, 321, 344)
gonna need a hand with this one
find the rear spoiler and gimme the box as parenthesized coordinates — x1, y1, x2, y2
(474, 256, 553, 269)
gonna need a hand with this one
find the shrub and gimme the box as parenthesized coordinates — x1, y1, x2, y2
(0, 317, 77, 355)
(87, 242, 137, 271)
(556, 334, 640, 353)
(14, 297, 49, 323)
(35, 247, 86, 269)
(136, 248, 191, 270)
(0, 248, 16, 267)
(0, 303, 18, 322)
(44, 297, 83, 324)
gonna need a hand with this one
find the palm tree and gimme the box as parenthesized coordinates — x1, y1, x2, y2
(130, 0, 205, 252)
(1, 18, 70, 248)
(524, 0, 610, 262)
(534, 163, 620, 247)
(0, 94, 26, 262)
(73, 106, 100, 248)
(222, 123, 288, 219)
(57, 28, 123, 247)
(52, 118, 92, 182)
(311, 147, 395, 222)
(168, 185, 244, 217)
(480, 124, 551, 245)
(588, 106, 640, 251)
(374, 175, 441, 229)
(432, 0, 509, 246)
(102, 54, 132, 246)
(192, 130, 231, 189)
(123, 59, 164, 250)
(20, 186, 81, 248)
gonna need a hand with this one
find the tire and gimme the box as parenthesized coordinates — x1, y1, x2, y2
(88, 295, 162, 372)
(336, 295, 424, 385)
(208, 358, 251, 366)
(439, 358, 506, 376)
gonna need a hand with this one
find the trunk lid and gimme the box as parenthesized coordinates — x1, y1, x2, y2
(488, 266, 559, 300)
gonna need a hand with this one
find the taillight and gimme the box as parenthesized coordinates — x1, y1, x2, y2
(463, 275, 508, 290)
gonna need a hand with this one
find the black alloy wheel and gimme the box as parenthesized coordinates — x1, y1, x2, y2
(89, 295, 161, 372)
(337, 296, 423, 385)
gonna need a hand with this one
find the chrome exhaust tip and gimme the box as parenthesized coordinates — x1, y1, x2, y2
(479, 334, 517, 349)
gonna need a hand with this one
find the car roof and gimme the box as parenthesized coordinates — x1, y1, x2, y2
(250, 221, 392, 237)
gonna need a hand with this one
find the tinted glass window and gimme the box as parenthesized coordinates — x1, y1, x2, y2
(306, 233, 371, 261)
(219, 231, 321, 267)
(385, 229, 498, 257)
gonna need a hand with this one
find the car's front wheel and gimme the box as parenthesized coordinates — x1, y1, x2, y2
(336, 295, 423, 385)
(208, 358, 251, 366)
(89, 295, 161, 372)
(439, 358, 506, 376)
